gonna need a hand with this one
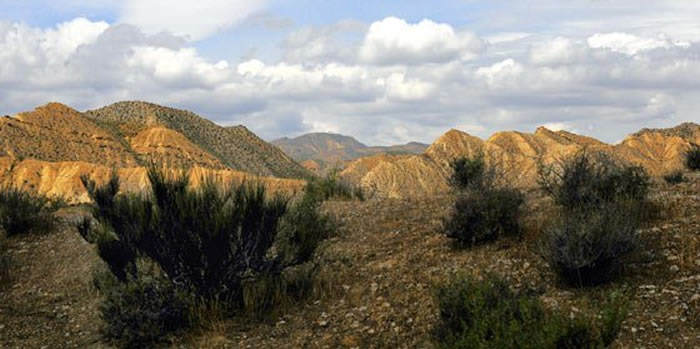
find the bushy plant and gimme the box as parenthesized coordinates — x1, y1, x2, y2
(80, 168, 333, 345)
(0, 186, 62, 236)
(444, 188, 524, 246)
(663, 170, 686, 184)
(94, 268, 191, 348)
(541, 201, 641, 287)
(444, 156, 524, 246)
(434, 275, 626, 349)
(304, 170, 363, 201)
(538, 151, 650, 211)
(0, 232, 11, 287)
(685, 144, 700, 171)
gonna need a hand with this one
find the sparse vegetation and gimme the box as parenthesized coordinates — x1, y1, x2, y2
(433, 275, 627, 349)
(444, 156, 524, 246)
(0, 186, 62, 236)
(79, 168, 332, 346)
(538, 151, 650, 211)
(685, 144, 700, 171)
(0, 232, 11, 288)
(304, 170, 363, 201)
(663, 170, 686, 184)
(539, 151, 653, 287)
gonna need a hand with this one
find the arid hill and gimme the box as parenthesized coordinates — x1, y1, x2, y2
(272, 132, 428, 174)
(0, 102, 309, 202)
(342, 123, 700, 198)
(87, 101, 310, 179)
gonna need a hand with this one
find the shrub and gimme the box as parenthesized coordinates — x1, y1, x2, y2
(444, 188, 524, 246)
(304, 170, 363, 201)
(0, 186, 61, 236)
(449, 155, 486, 190)
(541, 201, 641, 287)
(80, 168, 333, 344)
(433, 275, 626, 349)
(663, 170, 686, 184)
(685, 144, 700, 171)
(538, 151, 650, 211)
(94, 268, 192, 348)
(0, 232, 11, 288)
(444, 155, 524, 246)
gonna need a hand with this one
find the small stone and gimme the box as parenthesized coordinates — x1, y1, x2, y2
(670, 265, 680, 273)
(382, 302, 391, 308)
(318, 320, 328, 327)
(690, 294, 700, 303)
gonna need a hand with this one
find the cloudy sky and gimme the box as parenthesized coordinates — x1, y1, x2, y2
(1, 1, 699, 145)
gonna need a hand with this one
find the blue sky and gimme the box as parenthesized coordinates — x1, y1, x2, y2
(1, 1, 699, 144)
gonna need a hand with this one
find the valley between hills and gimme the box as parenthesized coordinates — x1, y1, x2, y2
(0, 101, 698, 348)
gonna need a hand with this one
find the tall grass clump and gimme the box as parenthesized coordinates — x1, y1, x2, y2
(304, 170, 363, 202)
(685, 144, 700, 171)
(663, 170, 686, 184)
(433, 275, 627, 349)
(443, 156, 524, 246)
(0, 186, 62, 236)
(539, 151, 652, 287)
(0, 232, 11, 288)
(79, 168, 332, 347)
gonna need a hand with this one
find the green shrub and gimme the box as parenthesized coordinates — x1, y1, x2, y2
(80, 168, 333, 344)
(663, 170, 686, 184)
(538, 151, 650, 211)
(541, 201, 641, 287)
(444, 188, 524, 246)
(0, 186, 61, 236)
(444, 156, 524, 246)
(304, 171, 363, 202)
(434, 275, 626, 349)
(685, 144, 700, 171)
(0, 233, 11, 288)
(94, 268, 192, 348)
(449, 155, 487, 190)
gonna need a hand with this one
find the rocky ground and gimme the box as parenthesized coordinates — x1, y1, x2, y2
(1, 176, 698, 348)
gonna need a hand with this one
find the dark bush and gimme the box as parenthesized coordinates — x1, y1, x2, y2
(0, 186, 61, 236)
(94, 268, 191, 348)
(433, 275, 626, 349)
(444, 188, 524, 246)
(0, 233, 11, 287)
(685, 144, 700, 171)
(541, 201, 641, 287)
(538, 151, 650, 211)
(663, 170, 686, 184)
(449, 155, 486, 190)
(444, 155, 524, 246)
(80, 168, 333, 344)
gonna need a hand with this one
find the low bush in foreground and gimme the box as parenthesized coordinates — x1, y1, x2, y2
(444, 156, 524, 246)
(434, 275, 627, 349)
(538, 151, 650, 211)
(80, 168, 332, 347)
(541, 201, 641, 287)
(663, 170, 686, 184)
(685, 144, 700, 171)
(0, 186, 62, 236)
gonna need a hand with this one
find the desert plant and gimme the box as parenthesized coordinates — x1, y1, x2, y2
(0, 186, 62, 236)
(433, 275, 626, 349)
(0, 232, 11, 287)
(80, 168, 333, 345)
(663, 170, 686, 184)
(94, 268, 192, 348)
(685, 144, 700, 171)
(541, 201, 642, 287)
(444, 188, 524, 246)
(449, 155, 486, 190)
(304, 170, 362, 201)
(538, 151, 650, 211)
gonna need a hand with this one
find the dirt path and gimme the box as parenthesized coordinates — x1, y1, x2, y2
(0, 210, 106, 348)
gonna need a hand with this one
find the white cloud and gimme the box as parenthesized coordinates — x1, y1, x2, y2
(119, 0, 267, 40)
(476, 58, 524, 88)
(587, 32, 689, 55)
(359, 17, 484, 65)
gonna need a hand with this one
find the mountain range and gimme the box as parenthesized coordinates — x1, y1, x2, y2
(272, 133, 428, 174)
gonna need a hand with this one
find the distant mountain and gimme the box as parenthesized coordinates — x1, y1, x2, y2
(271, 132, 428, 173)
(0, 102, 308, 203)
(341, 123, 700, 199)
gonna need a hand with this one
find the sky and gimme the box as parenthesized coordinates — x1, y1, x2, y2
(1, 1, 699, 145)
